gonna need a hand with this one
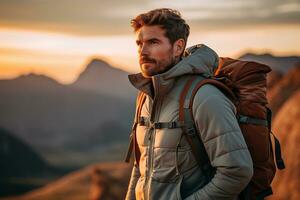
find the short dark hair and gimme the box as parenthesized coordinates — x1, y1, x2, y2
(131, 8, 190, 47)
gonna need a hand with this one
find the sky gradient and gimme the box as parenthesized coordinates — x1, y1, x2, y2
(0, 0, 299, 83)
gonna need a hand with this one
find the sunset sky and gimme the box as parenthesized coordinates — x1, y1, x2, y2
(0, 0, 299, 84)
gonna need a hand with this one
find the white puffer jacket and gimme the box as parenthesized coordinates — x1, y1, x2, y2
(125, 44, 253, 200)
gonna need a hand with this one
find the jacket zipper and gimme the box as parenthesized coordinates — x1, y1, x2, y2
(146, 76, 163, 200)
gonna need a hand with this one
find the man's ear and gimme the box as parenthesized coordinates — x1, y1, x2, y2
(173, 39, 185, 57)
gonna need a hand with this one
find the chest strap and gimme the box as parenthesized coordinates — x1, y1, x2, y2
(138, 116, 184, 129)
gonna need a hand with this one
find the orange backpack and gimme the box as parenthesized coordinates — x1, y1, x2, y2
(125, 47, 285, 200)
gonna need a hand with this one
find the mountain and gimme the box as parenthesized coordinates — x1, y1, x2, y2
(0, 127, 52, 178)
(71, 59, 137, 101)
(1, 162, 131, 200)
(270, 90, 300, 200)
(267, 65, 300, 116)
(0, 64, 135, 167)
(238, 53, 300, 73)
(0, 127, 65, 197)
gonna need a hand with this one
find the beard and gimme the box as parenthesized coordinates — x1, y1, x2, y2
(159, 58, 178, 74)
(140, 56, 178, 78)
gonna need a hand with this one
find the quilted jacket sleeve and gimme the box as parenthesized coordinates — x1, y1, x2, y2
(125, 162, 140, 200)
(186, 84, 253, 200)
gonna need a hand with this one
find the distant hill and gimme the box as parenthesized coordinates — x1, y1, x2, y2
(71, 59, 137, 101)
(0, 61, 136, 168)
(267, 65, 300, 116)
(0, 127, 53, 178)
(270, 90, 300, 200)
(1, 162, 131, 200)
(0, 128, 65, 197)
(238, 53, 300, 73)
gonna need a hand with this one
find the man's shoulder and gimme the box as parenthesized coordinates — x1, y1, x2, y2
(192, 83, 236, 113)
(195, 83, 227, 101)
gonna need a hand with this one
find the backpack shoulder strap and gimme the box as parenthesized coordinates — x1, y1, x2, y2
(179, 76, 236, 169)
(124, 92, 146, 165)
(195, 78, 237, 103)
(179, 76, 209, 169)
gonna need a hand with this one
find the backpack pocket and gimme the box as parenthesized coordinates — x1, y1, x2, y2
(240, 123, 271, 163)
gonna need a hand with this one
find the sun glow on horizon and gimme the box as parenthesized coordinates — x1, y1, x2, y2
(0, 26, 300, 84)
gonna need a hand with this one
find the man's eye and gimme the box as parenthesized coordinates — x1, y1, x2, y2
(150, 40, 157, 44)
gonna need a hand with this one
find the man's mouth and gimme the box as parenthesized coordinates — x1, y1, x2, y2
(140, 57, 156, 65)
(141, 61, 154, 64)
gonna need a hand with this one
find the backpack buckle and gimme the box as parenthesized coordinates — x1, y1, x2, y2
(238, 115, 249, 124)
(150, 122, 162, 129)
(155, 123, 162, 129)
(185, 126, 196, 137)
(139, 116, 146, 126)
(168, 121, 177, 129)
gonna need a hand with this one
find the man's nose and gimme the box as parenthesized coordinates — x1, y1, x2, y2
(139, 44, 149, 56)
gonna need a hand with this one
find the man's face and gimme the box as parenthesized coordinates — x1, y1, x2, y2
(136, 25, 178, 78)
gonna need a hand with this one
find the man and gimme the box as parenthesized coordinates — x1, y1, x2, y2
(125, 8, 253, 200)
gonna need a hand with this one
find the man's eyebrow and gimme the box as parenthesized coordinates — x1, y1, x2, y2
(136, 38, 161, 43)
(148, 38, 160, 42)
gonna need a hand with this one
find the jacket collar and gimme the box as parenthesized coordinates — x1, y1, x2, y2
(128, 44, 219, 99)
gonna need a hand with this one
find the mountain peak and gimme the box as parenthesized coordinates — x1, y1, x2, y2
(77, 58, 128, 79)
(87, 58, 111, 68)
(71, 57, 136, 100)
(4, 73, 60, 87)
(0, 72, 66, 97)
